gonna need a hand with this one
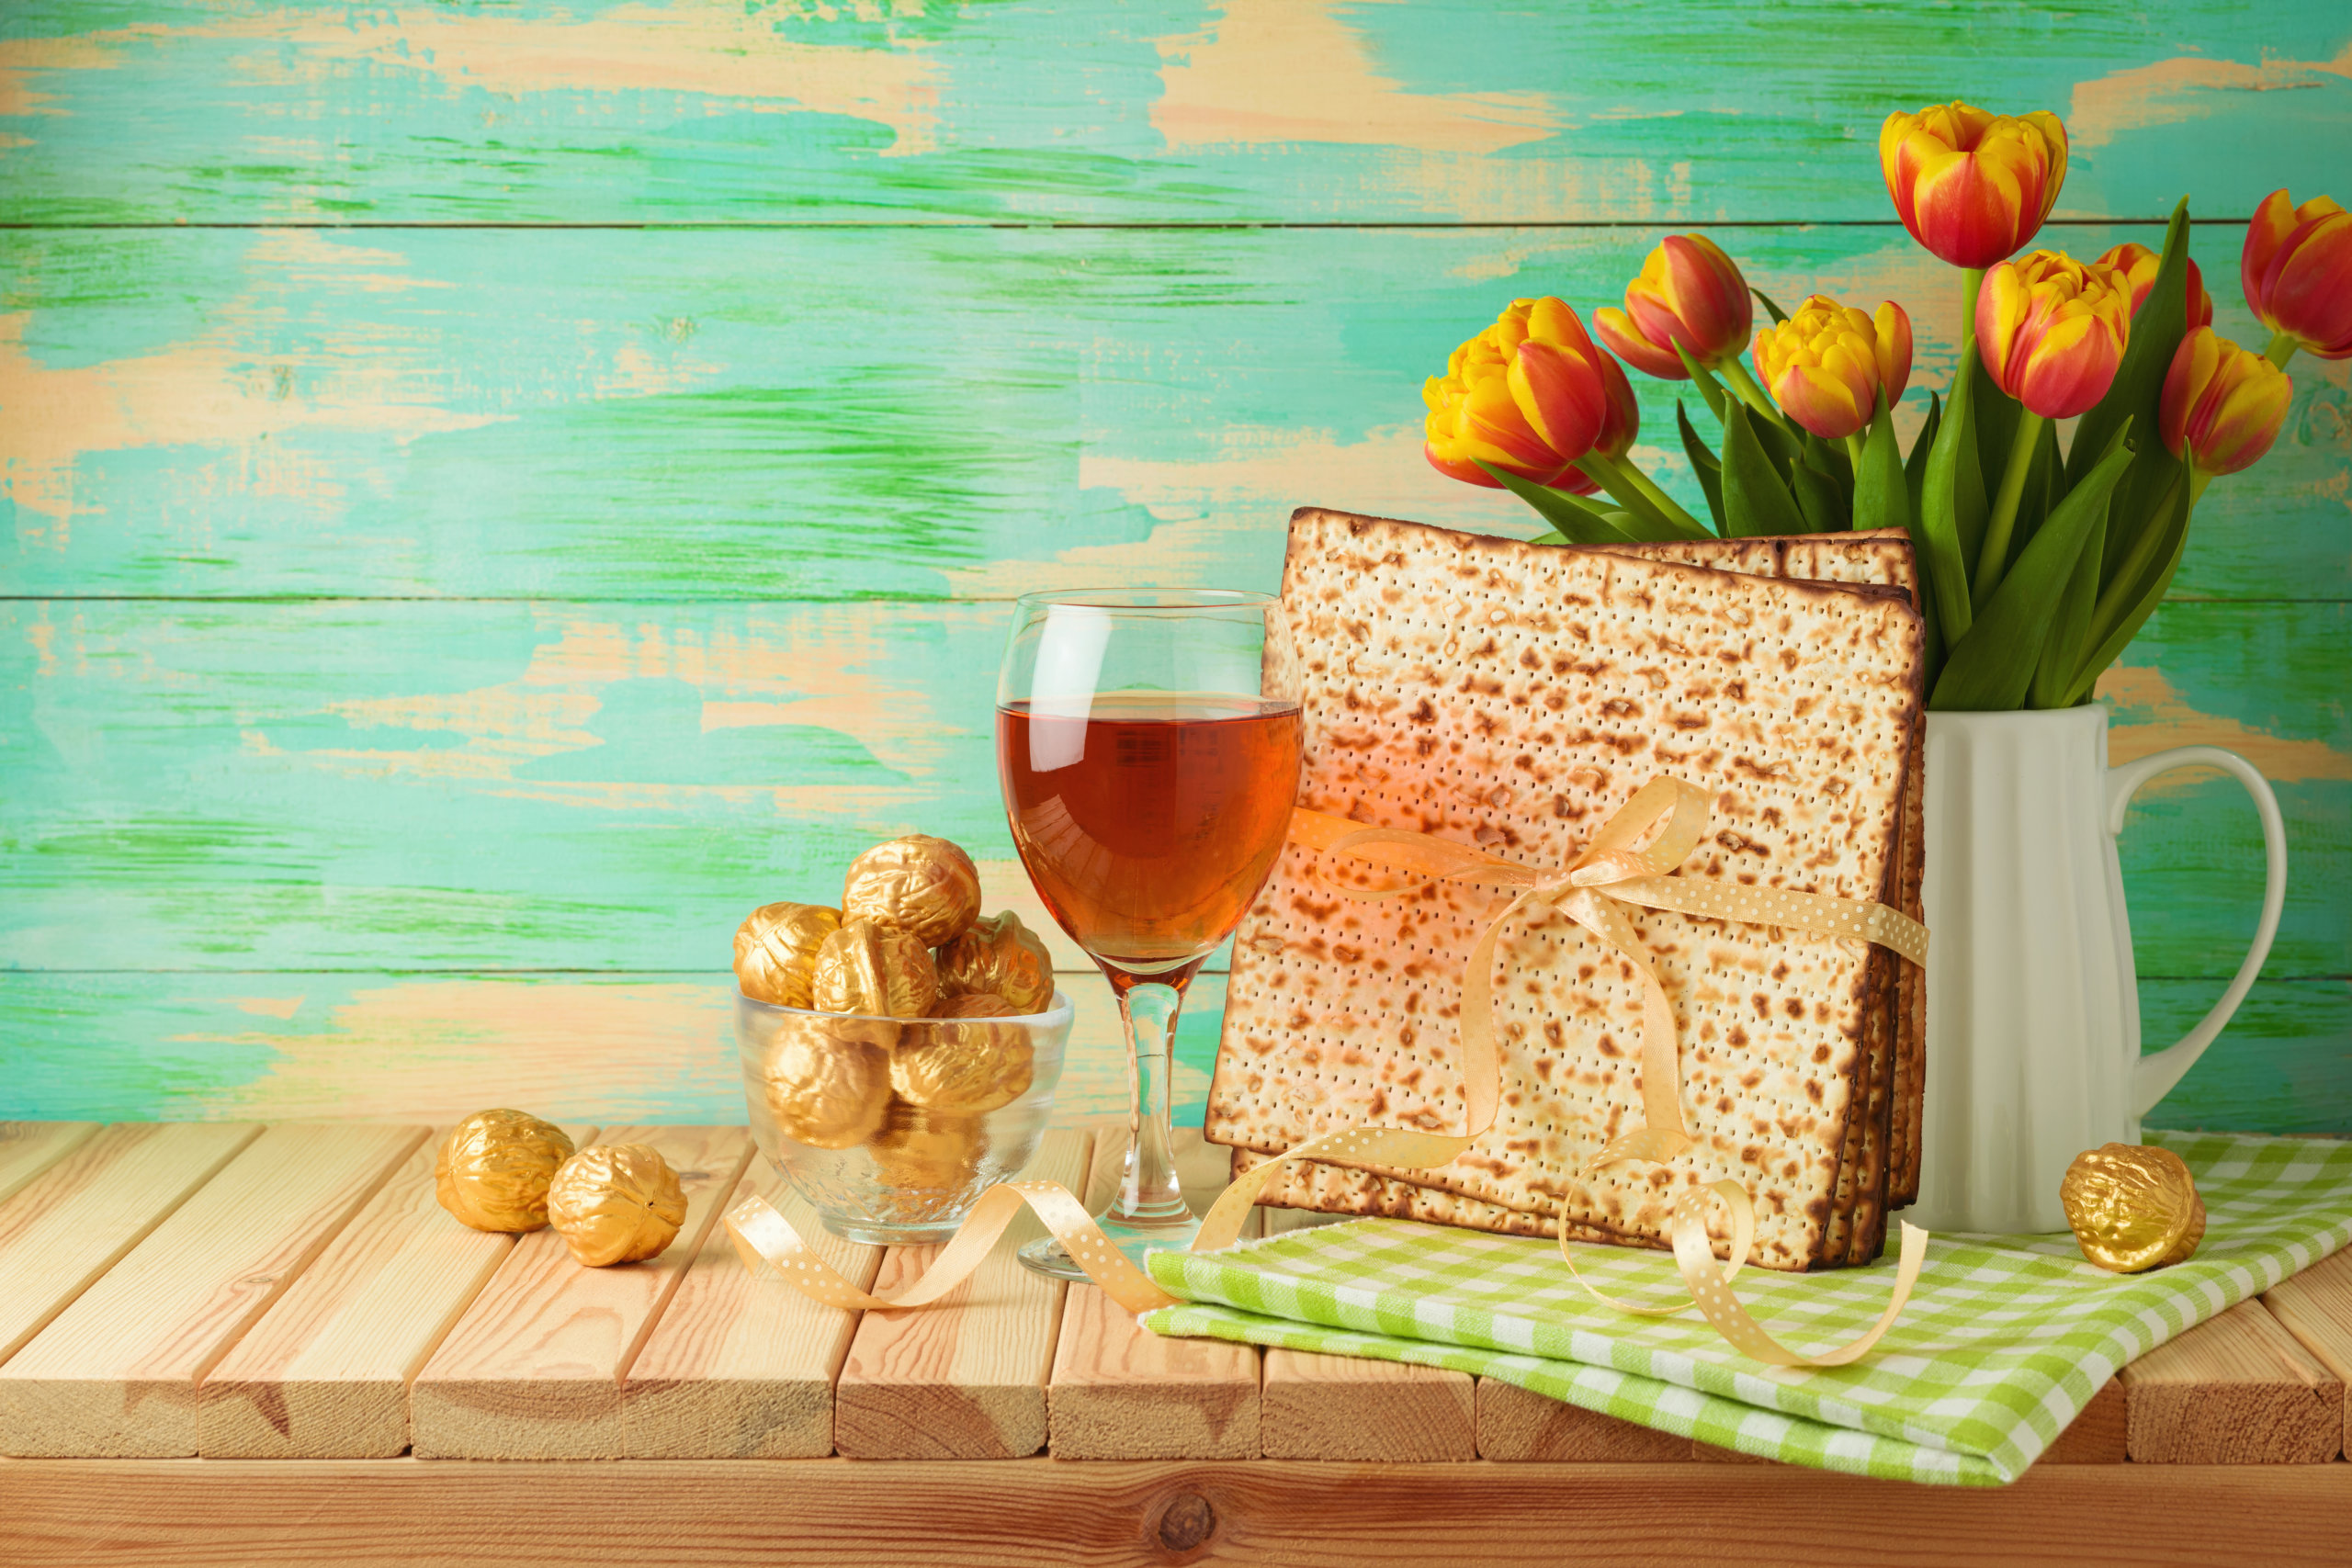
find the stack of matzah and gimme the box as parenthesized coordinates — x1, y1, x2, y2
(1205, 510, 1926, 1271)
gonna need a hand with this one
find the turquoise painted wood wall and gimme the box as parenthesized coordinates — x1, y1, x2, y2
(2, 0, 2346, 1133)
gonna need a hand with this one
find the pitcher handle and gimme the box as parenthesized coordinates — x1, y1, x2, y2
(2107, 746, 2289, 1117)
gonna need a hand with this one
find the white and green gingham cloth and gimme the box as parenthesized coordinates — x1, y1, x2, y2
(1142, 1131, 2352, 1485)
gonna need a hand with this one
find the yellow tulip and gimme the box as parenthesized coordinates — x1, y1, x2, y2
(1423, 298, 1623, 491)
(1750, 295, 1914, 442)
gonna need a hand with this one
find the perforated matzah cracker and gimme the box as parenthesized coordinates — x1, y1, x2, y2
(1204, 511, 1923, 1271)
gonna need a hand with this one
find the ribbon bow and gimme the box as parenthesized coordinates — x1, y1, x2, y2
(728, 776, 1929, 1368)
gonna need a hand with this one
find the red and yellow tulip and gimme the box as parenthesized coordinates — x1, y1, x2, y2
(1751, 295, 1914, 442)
(1975, 251, 2132, 420)
(1881, 103, 2069, 270)
(1593, 234, 1754, 381)
(1424, 299, 1599, 490)
(2095, 241, 2213, 330)
(2161, 327, 2291, 479)
(2242, 189, 2352, 362)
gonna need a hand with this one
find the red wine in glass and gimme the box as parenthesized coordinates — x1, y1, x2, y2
(999, 692, 1302, 972)
(995, 592, 1303, 1278)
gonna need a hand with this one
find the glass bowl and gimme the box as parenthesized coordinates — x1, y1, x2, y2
(735, 988, 1071, 1245)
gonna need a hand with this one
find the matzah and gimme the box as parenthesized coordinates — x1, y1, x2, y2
(1205, 511, 1924, 1271)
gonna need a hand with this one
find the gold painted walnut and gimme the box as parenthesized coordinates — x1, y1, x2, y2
(892, 996, 1035, 1113)
(934, 909, 1056, 1014)
(2060, 1143, 2206, 1272)
(732, 900, 842, 1008)
(546, 1144, 690, 1267)
(841, 834, 983, 947)
(759, 1016, 895, 1149)
(810, 918, 939, 1018)
(869, 1100, 990, 1192)
(435, 1109, 575, 1233)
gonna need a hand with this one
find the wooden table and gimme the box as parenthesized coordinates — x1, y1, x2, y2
(2, 1120, 2348, 1567)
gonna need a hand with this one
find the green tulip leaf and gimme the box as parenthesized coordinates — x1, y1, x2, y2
(1751, 288, 1790, 325)
(1854, 399, 1908, 538)
(1931, 425, 2135, 711)
(1673, 343, 1731, 424)
(1676, 400, 1728, 533)
(1790, 455, 1847, 533)
(2067, 457, 2196, 703)
(1905, 391, 1942, 526)
(1918, 351, 1982, 639)
(1477, 461, 1643, 543)
(2075, 197, 2191, 502)
(2027, 499, 2105, 708)
(1720, 402, 1809, 537)
(1527, 529, 1571, 545)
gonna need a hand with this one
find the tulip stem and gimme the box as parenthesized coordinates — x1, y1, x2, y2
(2264, 330, 2301, 370)
(1844, 434, 1868, 470)
(1718, 358, 1788, 429)
(1972, 410, 2045, 604)
(1585, 453, 1712, 539)
(1962, 268, 1984, 355)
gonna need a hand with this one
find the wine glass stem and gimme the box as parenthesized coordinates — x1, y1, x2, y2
(1107, 980, 1192, 1225)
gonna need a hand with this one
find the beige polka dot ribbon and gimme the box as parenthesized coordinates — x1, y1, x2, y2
(728, 775, 1929, 1366)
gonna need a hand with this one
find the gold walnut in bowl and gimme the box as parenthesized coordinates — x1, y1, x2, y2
(732, 836, 1068, 1246)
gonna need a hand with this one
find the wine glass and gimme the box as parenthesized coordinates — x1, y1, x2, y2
(996, 589, 1304, 1278)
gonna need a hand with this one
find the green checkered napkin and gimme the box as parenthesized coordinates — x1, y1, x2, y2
(1143, 1132, 2352, 1485)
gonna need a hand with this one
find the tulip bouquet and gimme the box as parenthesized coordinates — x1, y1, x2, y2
(1425, 102, 2346, 710)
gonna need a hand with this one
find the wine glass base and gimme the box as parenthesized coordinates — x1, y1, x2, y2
(1017, 1212, 1204, 1282)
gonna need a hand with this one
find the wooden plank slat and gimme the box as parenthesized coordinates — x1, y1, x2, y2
(0, 1123, 262, 1367)
(2120, 1299, 2344, 1463)
(1476, 1379, 1690, 1462)
(1261, 1348, 1477, 1462)
(1047, 1125, 1260, 1461)
(619, 1158, 880, 1459)
(1247, 1199, 1477, 1462)
(194, 1123, 597, 1459)
(833, 1127, 1090, 1460)
(12, 1457, 2352, 1568)
(410, 1126, 752, 1460)
(0, 1123, 101, 1208)
(2040, 1378, 2129, 1464)
(0, 1122, 424, 1457)
(2262, 1247, 2352, 1455)
(1, 1, 2338, 228)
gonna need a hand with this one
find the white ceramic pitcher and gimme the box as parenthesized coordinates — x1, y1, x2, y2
(1907, 705, 2288, 1234)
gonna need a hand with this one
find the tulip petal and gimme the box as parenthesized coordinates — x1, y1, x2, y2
(1595, 306, 1689, 380)
(1508, 340, 1605, 460)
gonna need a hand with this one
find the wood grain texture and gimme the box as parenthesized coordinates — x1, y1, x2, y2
(0, 1122, 98, 1207)
(193, 1123, 595, 1460)
(9, 1458, 2352, 1568)
(1047, 1125, 1261, 1461)
(0, 227, 2338, 606)
(1261, 1348, 1478, 1463)
(833, 1126, 1089, 1460)
(1, 0, 2343, 225)
(620, 1159, 879, 1459)
(2263, 1247, 2352, 1454)
(0, 1122, 260, 1365)
(2121, 1299, 2344, 1464)
(2039, 1378, 2129, 1465)
(1475, 1379, 1691, 1462)
(408, 1125, 752, 1460)
(0, 1122, 422, 1457)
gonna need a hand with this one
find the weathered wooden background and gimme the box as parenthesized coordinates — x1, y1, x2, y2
(2, 1, 2346, 1134)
